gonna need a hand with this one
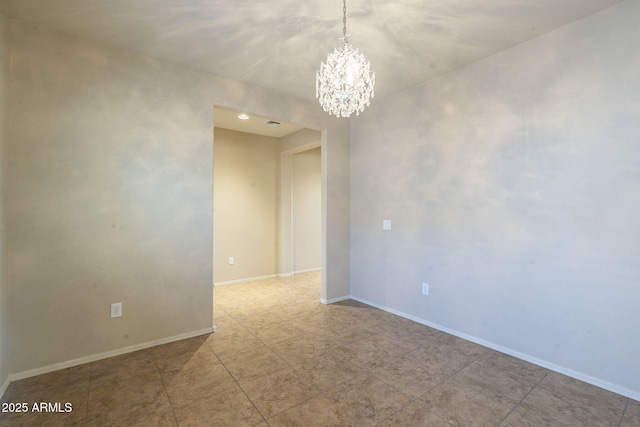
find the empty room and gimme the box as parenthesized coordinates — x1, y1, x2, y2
(0, 0, 638, 426)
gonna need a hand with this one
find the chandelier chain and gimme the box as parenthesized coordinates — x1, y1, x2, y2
(343, 0, 348, 43)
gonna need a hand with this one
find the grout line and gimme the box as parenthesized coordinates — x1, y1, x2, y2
(84, 363, 92, 427)
(618, 398, 630, 427)
(496, 371, 549, 426)
(204, 335, 270, 424)
(213, 274, 361, 424)
(152, 347, 179, 427)
(219, 275, 421, 425)
(242, 329, 326, 422)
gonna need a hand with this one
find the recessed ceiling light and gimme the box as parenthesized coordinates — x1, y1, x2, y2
(238, 113, 250, 120)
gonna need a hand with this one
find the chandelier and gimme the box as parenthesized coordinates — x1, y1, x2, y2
(316, 0, 375, 118)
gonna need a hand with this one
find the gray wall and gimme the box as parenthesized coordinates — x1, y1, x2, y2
(0, 3, 10, 392)
(8, 21, 350, 375)
(350, 1, 640, 398)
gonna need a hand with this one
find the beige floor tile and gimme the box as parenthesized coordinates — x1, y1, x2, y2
(153, 334, 220, 374)
(267, 395, 358, 426)
(172, 385, 264, 427)
(91, 348, 156, 376)
(452, 352, 546, 406)
(225, 346, 289, 384)
(508, 372, 628, 426)
(291, 351, 365, 391)
(212, 315, 242, 331)
(406, 339, 484, 379)
(90, 348, 161, 390)
(86, 379, 172, 426)
(0, 411, 85, 427)
(270, 334, 337, 363)
(499, 404, 568, 427)
(207, 321, 253, 340)
(249, 321, 305, 345)
(378, 330, 427, 353)
(152, 334, 209, 356)
(0, 376, 89, 427)
(385, 315, 437, 335)
(224, 305, 271, 319)
(319, 323, 377, 343)
(240, 367, 319, 418)
(328, 374, 410, 427)
(329, 340, 368, 365)
(96, 412, 176, 427)
(0, 391, 87, 427)
(206, 332, 265, 363)
(162, 362, 237, 409)
(233, 311, 285, 331)
(370, 353, 446, 399)
(621, 399, 640, 427)
(377, 402, 452, 427)
(138, 413, 179, 426)
(435, 334, 489, 359)
(417, 378, 513, 427)
(286, 313, 333, 333)
(344, 333, 419, 370)
(274, 307, 316, 322)
(8, 364, 90, 396)
(541, 372, 628, 410)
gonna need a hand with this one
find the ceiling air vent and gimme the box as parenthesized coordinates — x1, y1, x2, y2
(264, 120, 281, 126)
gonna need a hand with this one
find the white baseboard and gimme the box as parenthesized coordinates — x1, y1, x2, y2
(293, 268, 322, 275)
(320, 295, 351, 305)
(7, 328, 213, 384)
(350, 295, 640, 402)
(0, 375, 10, 399)
(214, 274, 276, 287)
(214, 270, 320, 286)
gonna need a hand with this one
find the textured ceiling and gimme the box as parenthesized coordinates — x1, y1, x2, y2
(213, 107, 304, 138)
(2, 0, 625, 103)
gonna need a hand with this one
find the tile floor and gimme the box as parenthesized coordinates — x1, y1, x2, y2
(1, 272, 638, 426)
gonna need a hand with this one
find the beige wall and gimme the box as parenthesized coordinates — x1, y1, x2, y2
(0, 4, 10, 392)
(293, 147, 321, 272)
(280, 128, 321, 153)
(278, 129, 321, 276)
(213, 128, 279, 284)
(214, 128, 322, 283)
(7, 21, 350, 376)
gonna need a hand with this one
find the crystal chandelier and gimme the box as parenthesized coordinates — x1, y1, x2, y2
(316, 0, 375, 118)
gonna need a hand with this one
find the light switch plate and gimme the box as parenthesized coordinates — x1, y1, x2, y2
(383, 220, 392, 230)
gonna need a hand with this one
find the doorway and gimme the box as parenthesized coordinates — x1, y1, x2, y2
(213, 107, 323, 323)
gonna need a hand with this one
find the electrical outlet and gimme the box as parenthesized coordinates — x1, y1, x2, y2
(229, 257, 234, 265)
(111, 302, 122, 318)
(422, 283, 429, 295)
(383, 220, 392, 230)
